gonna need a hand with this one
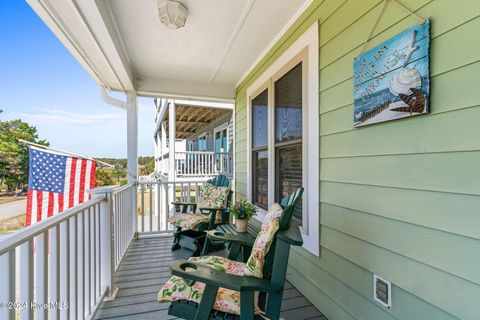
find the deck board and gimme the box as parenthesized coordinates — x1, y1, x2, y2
(95, 236, 326, 320)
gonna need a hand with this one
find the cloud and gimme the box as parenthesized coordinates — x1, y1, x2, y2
(12, 108, 125, 126)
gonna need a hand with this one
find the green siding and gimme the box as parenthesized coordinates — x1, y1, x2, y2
(235, 0, 480, 319)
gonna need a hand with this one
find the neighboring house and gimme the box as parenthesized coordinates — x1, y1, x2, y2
(153, 98, 234, 181)
(13, 1, 480, 320)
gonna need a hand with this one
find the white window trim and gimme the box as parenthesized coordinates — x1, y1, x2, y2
(214, 123, 229, 153)
(246, 22, 319, 256)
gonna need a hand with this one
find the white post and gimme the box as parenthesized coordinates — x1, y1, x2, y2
(168, 101, 176, 182)
(127, 93, 138, 237)
(161, 122, 168, 175)
(127, 93, 138, 184)
(0, 250, 15, 320)
(88, 187, 117, 299)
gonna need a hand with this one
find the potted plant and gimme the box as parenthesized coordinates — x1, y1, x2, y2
(230, 200, 256, 232)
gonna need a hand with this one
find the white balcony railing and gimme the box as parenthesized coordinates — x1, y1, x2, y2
(137, 180, 207, 234)
(174, 151, 233, 177)
(0, 184, 137, 320)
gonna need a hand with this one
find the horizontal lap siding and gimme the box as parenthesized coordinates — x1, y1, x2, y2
(235, 0, 480, 319)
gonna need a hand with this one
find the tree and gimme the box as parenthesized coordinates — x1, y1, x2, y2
(96, 169, 114, 187)
(111, 165, 126, 180)
(138, 156, 154, 176)
(0, 119, 48, 191)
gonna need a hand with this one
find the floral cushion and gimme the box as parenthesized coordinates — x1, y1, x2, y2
(244, 203, 283, 278)
(158, 255, 260, 315)
(167, 183, 229, 229)
(167, 213, 214, 229)
(196, 184, 229, 214)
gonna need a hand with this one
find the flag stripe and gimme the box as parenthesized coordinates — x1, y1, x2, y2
(64, 157, 72, 210)
(48, 192, 54, 217)
(53, 193, 59, 215)
(42, 191, 49, 221)
(31, 191, 38, 225)
(26, 190, 33, 226)
(36, 191, 43, 224)
(69, 157, 77, 208)
(89, 161, 96, 200)
(73, 159, 82, 206)
(58, 193, 64, 213)
(84, 160, 92, 202)
(79, 159, 87, 204)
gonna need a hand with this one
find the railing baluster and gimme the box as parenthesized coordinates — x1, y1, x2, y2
(77, 212, 84, 319)
(141, 184, 145, 233)
(36, 231, 49, 320)
(50, 225, 61, 320)
(157, 183, 161, 232)
(0, 250, 15, 320)
(163, 183, 169, 231)
(149, 184, 153, 233)
(96, 203, 101, 298)
(91, 206, 96, 307)
(122, 190, 126, 248)
(85, 209, 91, 316)
(116, 194, 120, 267)
(195, 183, 200, 206)
(20, 240, 34, 320)
(69, 216, 77, 319)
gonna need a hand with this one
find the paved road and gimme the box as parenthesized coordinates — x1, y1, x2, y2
(0, 199, 27, 220)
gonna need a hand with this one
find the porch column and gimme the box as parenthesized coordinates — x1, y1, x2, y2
(156, 132, 161, 173)
(168, 101, 176, 181)
(127, 93, 138, 184)
(126, 93, 138, 237)
(161, 121, 168, 175)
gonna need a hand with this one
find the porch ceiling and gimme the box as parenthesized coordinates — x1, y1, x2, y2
(166, 105, 231, 139)
(27, 0, 312, 102)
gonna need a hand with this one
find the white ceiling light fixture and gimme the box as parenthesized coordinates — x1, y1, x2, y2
(157, 0, 188, 29)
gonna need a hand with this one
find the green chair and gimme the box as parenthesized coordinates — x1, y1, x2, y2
(159, 188, 304, 320)
(168, 174, 232, 256)
(203, 188, 303, 261)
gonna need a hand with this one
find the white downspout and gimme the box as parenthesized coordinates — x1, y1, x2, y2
(99, 86, 128, 110)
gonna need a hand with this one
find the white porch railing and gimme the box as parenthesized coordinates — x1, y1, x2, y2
(137, 180, 207, 235)
(111, 185, 137, 270)
(0, 184, 137, 320)
(174, 151, 233, 177)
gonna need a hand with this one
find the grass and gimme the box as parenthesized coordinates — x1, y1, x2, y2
(0, 214, 25, 233)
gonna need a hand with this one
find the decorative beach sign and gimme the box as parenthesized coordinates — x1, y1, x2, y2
(353, 20, 430, 127)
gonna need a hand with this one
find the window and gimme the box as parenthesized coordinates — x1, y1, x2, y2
(198, 134, 207, 151)
(246, 22, 319, 255)
(251, 89, 269, 209)
(274, 62, 303, 225)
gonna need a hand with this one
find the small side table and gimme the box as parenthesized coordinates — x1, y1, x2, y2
(202, 223, 256, 262)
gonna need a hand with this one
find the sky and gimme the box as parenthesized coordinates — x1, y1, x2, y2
(0, 1, 155, 158)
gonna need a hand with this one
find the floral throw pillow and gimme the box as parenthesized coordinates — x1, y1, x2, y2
(196, 183, 229, 215)
(244, 203, 283, 278)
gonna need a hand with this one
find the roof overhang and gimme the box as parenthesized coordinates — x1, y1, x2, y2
(27, 0, 314, 102)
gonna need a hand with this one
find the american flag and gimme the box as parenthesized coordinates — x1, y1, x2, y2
(26, 147, 96, 226)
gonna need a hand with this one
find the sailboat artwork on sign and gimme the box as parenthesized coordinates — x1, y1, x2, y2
(353, 20, 430, 127)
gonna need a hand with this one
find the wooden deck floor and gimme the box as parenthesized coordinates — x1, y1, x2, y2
(95, 236, 326, 320)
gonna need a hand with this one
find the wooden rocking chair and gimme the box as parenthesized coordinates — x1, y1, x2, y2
(159, 188, 304, 320)
(169, 174, 232, 256)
